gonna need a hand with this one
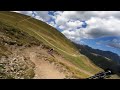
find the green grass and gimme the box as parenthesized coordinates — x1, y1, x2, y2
(0, 12, 78, 55)
(45, 55, 90, 78)
(80, 51, 119, 70)
(58, 61, 90, 78)
(62, 52, 102, 74)
(0, 11, 102, 78)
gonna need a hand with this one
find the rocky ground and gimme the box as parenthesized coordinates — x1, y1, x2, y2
(0, 46, 35, 79)
(0, 43, 77, 79)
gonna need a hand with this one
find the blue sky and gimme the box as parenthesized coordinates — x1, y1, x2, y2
(80, 36, 120, 55)
(14, 11, 120, 56)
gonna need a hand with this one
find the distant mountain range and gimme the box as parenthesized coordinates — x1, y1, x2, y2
(74, 43, 120, 64)
(73, 42, 120, 74)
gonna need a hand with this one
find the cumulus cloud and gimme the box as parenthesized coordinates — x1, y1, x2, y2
(55, 11, 120, 42)
(35, 11, 52, 21)
(59, 25, 67, 30)
(48, 21, 57, 28)
(53, 11, 120, 22)
(66, 20, 83, 29)
(96, 38, 120, 49)
(107, 39, 120, 49)
(108, 43, 120, 49)
(14, 11, 120, 43)
(55, 15, 67, 26)
(14, 11, 52, 22)
(83, 17, 120, 38)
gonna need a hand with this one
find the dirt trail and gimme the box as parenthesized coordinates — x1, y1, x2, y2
(24, 47, 66, 79)
(6, 44, 93, 78)
(30, 52, 65, 79)
(23, 46, 93, 78)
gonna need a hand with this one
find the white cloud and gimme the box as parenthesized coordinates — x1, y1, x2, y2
(84, 17, 120, 38)
(55, 11, 120, 42)
(55, 15, 67, 26)
(96, 38, 120, 49)
(14, 11, 52, 22)
(35, 11, 51, 21)
(14, 11, 120, 43)
(59, 25, 67, 30)
(66, 20, 83, 29)
(34, 15, 44, 21)
(48, 21, 56, 28)
(107, 39, 120, 49)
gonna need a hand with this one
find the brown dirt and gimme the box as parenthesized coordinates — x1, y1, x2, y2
(5, 44, 94, 79)
(21, 46, 73, 79)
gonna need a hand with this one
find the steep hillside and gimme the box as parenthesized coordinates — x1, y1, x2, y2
(0, 11, 102, 79)
(73, 43, 120, 77)
(78, 44, 120, 64)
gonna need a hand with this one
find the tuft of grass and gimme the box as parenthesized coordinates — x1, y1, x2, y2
(24, 68, 35, 79)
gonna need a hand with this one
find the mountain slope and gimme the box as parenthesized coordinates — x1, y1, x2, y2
(0, 11, 102, 79)
(73, 43, 120, 77)
(79, 44, 120, 64)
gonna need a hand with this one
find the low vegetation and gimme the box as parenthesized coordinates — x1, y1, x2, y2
(0, 11, 106, 79)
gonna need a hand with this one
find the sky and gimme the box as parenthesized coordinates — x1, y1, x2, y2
(13, 11, 120, 56)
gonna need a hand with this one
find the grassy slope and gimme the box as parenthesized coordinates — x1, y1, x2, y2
(0, 11, 102, 78)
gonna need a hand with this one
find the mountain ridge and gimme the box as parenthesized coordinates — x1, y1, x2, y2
(73, 42, 120, 77)
(77, 44, 120, 64)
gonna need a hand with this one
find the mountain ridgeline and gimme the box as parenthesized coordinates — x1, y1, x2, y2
(73, 42, 120, 75)
(76, 44, 120, 64)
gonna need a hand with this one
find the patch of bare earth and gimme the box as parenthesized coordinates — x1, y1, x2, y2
(20, 46, 74, 79)
(5, 44, 93, 79)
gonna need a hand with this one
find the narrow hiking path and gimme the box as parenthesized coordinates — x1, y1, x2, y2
(29, 52, 66, 79)
(26, 47, 93, 78)
(21, 47, 66, 79)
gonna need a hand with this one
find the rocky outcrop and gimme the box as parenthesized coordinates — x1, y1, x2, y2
(0, 53, 35, 79)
